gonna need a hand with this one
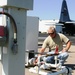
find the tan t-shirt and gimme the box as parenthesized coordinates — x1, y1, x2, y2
(42, 33, 69, 51)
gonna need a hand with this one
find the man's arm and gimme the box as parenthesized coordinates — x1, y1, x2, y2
(62, 40, 71, 52)
(34, 47, 45, 65)
(39, 47, 45, 54)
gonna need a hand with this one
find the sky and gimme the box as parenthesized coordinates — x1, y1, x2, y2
(27, 0, 75, 20)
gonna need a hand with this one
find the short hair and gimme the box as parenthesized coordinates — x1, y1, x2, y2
(48, 26, 56, 33)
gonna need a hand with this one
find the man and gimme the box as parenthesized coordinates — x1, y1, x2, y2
(36, 26, 71, 65)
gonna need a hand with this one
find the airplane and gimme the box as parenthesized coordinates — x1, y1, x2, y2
(58, 0, 75, 36)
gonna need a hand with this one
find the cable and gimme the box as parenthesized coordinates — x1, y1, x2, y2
(66, 66, 70, 75)
(0, 11, 17, 43)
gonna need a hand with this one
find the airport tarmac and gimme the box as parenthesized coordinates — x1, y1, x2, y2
(0, 35, 75, 75)
(25, 46, 75, 75)
(25, 35, 75, 75)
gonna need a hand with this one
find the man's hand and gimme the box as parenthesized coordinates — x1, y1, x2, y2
(33, 55, 41, 65)
(62, 48, 67, 52)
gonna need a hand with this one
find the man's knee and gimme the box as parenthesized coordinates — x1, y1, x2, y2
(62, 52, 69, 58)
(58, 52, 69, 61)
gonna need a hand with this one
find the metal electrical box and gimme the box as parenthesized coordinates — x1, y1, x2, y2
(0, 0, 33, 10)
(25, 16, 39, 64)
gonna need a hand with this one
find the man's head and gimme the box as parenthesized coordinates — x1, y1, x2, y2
(47, 26, 56, 38)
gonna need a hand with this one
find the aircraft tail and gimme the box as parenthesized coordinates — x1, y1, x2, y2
(59, 0, 71, 22)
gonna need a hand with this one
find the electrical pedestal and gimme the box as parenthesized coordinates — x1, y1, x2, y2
(0, 0, 33, 75)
